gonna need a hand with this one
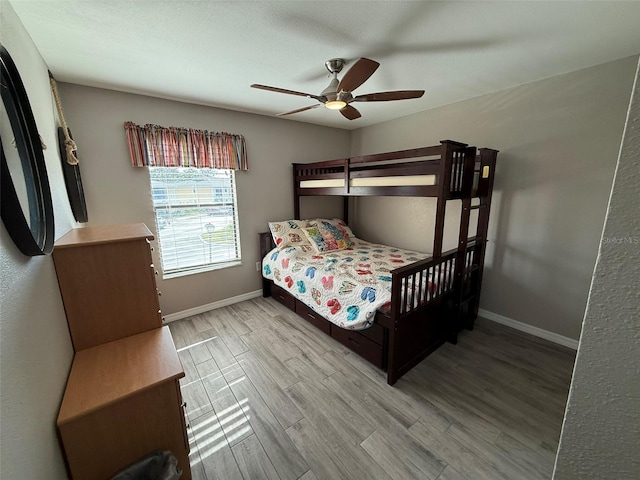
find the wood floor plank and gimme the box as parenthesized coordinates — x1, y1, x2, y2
(206, 335, 238, 372)
(231, 433, 281, 480)
(217, 304, 254, 336)
(186, 413, 208, 480)
(298, 470, 319, 480)
(177, 348, 200, 386)
(361, 430, 445, 480)
(408, 418, 510, 480)
(285, 381, 392, 480)
(409, 360, 560, 456)
(240, 330, 299, 389)
(205, 309, 250, 356)
(237, 351, 304, 429)
(494, 431, 557, 476)
(327, 351, 449, 430)
(285, 419, 347, 480)
(189, 341, 214, 365)
(399, 367, 503, 444)
(284, 350, 337, 383)
(190, 410, 244, 480)
(190, 313, 216, 334)
(181, 379, 213, 419)
(198, 360, 254, 446)
(436, 465, 469, 480)
(446, 422, 550, 480)
(227, 372, 309, 480)
(228, 302, 264, 332)
(286, 379, 375, 447)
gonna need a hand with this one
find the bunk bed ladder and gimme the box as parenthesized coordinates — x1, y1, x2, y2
(465, 148, 499, 323)
(450, 146, 478, 340)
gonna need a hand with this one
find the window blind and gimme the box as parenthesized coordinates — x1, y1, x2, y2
(149, 167, 241, 277)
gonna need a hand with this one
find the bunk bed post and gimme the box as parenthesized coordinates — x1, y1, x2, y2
(433, 140, 466, 257)
(343, 158, 350, 224)
(293, 163, 301, 220)
(343, 197, 349, 225)
(433, 143, 452, 257)
(387, 270, 403, 385)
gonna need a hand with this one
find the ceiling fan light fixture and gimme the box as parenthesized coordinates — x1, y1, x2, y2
(325, 100, 346, 110)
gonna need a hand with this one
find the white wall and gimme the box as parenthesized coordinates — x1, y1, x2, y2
(0, 1, 76, 478)
(349, 56, 637, 340)
(56, 83, 350, 315)
(553, 58, 640, 480)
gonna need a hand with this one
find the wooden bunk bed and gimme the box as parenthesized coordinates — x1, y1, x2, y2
(259, 140, 498, 385)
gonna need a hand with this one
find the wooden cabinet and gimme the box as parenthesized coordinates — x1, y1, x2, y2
(53, 223, 162, 351)
(57, 327, 191, 479)
(53, 224, 191, 479)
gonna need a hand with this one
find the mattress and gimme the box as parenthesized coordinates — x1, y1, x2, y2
(262, 239, 432, 330)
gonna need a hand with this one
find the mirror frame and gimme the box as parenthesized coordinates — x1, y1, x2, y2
(1, 44, 54, 256)
(58, 127, 88, 223)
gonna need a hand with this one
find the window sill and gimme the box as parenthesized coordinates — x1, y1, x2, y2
(161, 260, 242, 280)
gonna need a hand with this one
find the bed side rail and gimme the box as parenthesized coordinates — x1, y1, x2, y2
(389, 248, 458, 319)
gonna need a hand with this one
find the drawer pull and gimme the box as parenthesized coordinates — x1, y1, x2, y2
(348, 337, 360, 347)
(307, 313, 316, 321)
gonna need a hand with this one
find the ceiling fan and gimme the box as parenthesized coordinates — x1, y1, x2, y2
(251, 58, 425, 120)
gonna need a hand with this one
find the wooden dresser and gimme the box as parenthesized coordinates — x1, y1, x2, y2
(53, 223, 163, 350)
(53, 224, 192, 479)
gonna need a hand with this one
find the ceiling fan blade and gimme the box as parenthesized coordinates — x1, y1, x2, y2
(277, 104, 321, 116)
(340, 105, 361, 120)
(337, 58, 380, 93)
(353, 90, 425, 102)
(251, 84, 323, 102)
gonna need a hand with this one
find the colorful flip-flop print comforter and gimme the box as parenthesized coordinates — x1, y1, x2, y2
(262, 239, 430, 331)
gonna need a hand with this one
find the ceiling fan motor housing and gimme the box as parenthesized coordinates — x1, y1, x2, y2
(324, 58, 345, 74)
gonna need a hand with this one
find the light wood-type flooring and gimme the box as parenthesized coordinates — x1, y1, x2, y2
(168, 297, 575, 480)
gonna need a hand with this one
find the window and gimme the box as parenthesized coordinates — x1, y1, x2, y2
(149, 167, 241, 278)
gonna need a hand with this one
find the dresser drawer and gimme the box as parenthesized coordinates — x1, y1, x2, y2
(295, 300, 331, 335)
(331, 327, 384, 368)
(270, 283, 295, 310)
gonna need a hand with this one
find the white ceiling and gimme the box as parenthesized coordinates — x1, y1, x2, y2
(9, 1, 640, 130)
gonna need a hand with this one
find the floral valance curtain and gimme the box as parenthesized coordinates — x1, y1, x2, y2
(124, 121, 248, 170)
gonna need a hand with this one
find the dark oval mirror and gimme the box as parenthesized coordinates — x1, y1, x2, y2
(1, 44, 54, 256)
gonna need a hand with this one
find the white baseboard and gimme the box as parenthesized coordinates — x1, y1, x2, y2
(162, 289, 262, 323)
(478, 308, 579, 350)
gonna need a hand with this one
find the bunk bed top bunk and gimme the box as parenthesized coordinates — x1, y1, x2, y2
(262, 139, 498, 385)
(293, 139, 497, 199)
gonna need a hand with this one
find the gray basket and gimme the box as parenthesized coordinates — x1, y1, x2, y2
(110, 450, 182, 480)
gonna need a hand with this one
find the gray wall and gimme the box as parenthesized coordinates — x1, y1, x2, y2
(0, 1, 75, 478)
(56, 83, 350, 315)
(349, 56, 637, 341)
(553, 58, 640, 480)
